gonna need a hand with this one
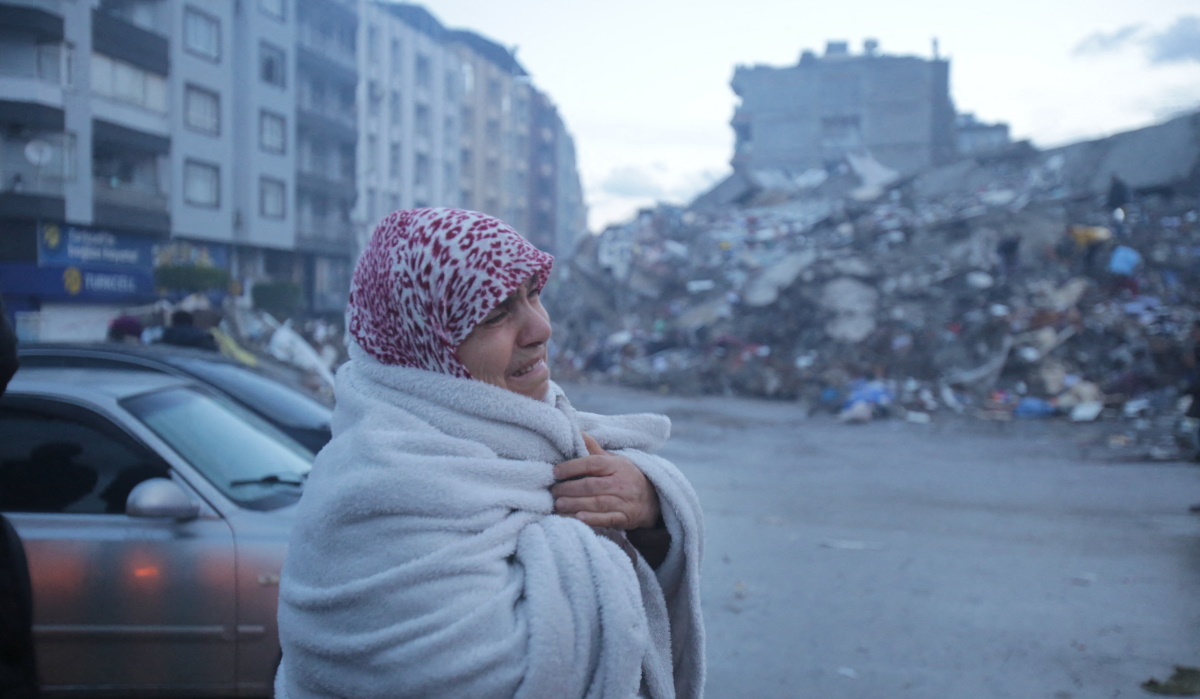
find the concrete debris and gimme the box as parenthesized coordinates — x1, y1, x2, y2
(547, 111, 1200, 460)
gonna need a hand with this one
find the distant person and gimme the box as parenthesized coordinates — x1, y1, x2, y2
(996, 234, 1021, 281)
(159, 310, 217, 351)
(0, 297, 16, 395)
(1106, 173, 1131, 235)
(1107, 244, 1142, 296)
(0, 296, 39, 698)
(1106, 173, 1130, 213)
(106, 315, 143, 345)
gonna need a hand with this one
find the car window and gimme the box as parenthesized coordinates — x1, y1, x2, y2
(168, 358, 332, 429)
(123, 387, 313, 510)
(0, 401, 170, 515)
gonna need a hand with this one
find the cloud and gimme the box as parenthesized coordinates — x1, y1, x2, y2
(1144, 15, 1200, 64)
(598, 166, 669, 199)
(1074, 24, 1143, 56)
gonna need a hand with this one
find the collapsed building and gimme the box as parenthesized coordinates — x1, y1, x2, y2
(729, 39, 961, 179)
(544, 109, 1200, 459)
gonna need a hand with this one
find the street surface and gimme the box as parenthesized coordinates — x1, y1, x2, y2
(563, 381, 1200, 699)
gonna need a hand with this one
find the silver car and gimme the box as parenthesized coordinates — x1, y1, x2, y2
(1, 368, 312, 697)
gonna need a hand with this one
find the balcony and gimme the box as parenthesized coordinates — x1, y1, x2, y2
(296, 25, 356, 76)
(296, 102, 357, 144)
(296, 169, 356, 201)
(0, 3, 64, 41)
(91, 9, 168, 77)
(92, 177, 169, 234)
(0, 191, 63, 220)
(296, 215, 354, 256)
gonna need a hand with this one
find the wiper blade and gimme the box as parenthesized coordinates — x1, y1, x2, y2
(230, 474, 305, 487)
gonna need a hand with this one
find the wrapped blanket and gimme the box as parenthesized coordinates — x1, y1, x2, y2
(276, 348, 705, 698)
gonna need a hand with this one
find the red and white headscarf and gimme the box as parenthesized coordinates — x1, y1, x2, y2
(347, 208, 554, 378)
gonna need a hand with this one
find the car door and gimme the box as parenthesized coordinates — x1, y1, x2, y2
(0, 396, 238, 694)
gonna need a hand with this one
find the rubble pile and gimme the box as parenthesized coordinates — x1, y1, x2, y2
(545, 111, 1200, 456)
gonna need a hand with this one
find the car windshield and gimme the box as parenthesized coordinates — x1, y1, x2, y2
(123, 386, 313, 509)
(168, 357, 332, 430)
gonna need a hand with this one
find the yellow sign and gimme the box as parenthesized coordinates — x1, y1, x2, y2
(42, 223, 61, 249)
(63, 267, 82, 295)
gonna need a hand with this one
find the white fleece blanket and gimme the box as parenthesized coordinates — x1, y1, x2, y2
(275, 348, 705, 699)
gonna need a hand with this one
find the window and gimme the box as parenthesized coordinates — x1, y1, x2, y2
(260, 0, 285, 20)
(184, 7, 220, 61)
(184, 84, 219, 135)
(36, 43, 62, 83)
(124, 388, 311, 509)
(416, 104, 431, 138)
(368, 81, 381, 118)
(338, 144, 355, 179)
(389, 90, 401, 126)
(390, 38, 402, 74)
(184, 160, 219, 207)
(260, 42, 285, 88)
(90, 53, 166, 112)
(367, 26, 380, 63)
(366, 189, 377, 222)
(365, 135, 377, 174)
(0, 401, 168, 514)
(260, 177, 286, 218)
(389, 142, 400, 178)
(260, 110, 286, 153)
(416, 54, 431, 89)
(415, 153, 430, 187)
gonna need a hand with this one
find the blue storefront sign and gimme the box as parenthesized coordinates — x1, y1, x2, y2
(37, 223, 156, 270)
(0, 262, 156, 302)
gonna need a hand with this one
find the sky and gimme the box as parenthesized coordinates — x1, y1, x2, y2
(420, 0, 1200, 233)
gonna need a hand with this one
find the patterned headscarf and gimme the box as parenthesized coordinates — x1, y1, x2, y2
(347, 208, 554, 377)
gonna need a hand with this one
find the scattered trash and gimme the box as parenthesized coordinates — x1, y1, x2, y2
(544, 112, 1200, 460)
(1142, 665, 1200, 696)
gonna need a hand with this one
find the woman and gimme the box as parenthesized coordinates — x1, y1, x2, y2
(276, 208, 705, 698)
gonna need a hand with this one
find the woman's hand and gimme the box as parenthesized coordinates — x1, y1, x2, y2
(552, 433, 661, 530)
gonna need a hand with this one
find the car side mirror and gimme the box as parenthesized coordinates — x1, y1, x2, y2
(126, 478, 200, 520)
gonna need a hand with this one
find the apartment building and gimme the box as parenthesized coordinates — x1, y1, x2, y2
(730, 39, 958, 178)
(0, 0, 584, 339)
(449, 28, 523, 226)
(367, 2, 585, 257)
(528, 86, 585, 257)
(357, 1, 462, 238)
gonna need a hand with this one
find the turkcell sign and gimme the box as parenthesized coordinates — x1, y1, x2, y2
(37, 223, 155, 270)
(0, 263, 155, 301)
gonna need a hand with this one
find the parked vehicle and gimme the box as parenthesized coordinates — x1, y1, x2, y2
(17, 343, 333, 453)
(0, 368, 312, 697)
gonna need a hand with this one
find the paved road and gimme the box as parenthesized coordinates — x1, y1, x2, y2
(563, 382, 1200, 699)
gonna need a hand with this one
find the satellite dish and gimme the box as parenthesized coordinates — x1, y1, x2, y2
(24, 140, 53, 167)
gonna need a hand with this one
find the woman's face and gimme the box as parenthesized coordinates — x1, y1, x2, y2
(456, 277, 553, 400)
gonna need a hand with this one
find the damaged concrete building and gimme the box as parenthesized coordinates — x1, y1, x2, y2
(546, 106, 1200, 460)
(729, 39, 959, 181)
